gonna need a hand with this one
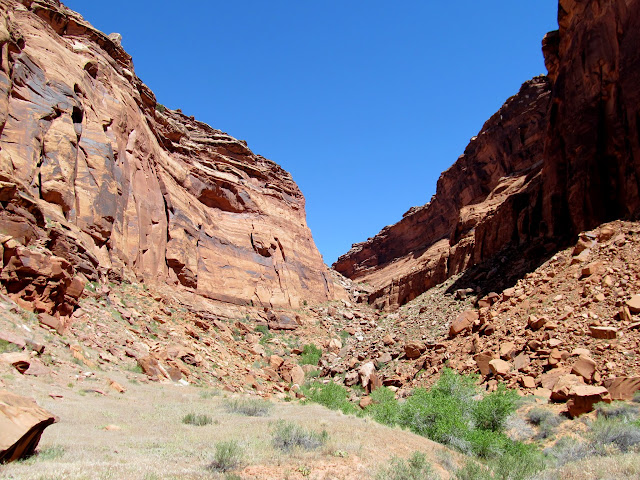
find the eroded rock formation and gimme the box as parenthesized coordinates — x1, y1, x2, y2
(335, 0, 640, 310)
(0, 0, 345, 310)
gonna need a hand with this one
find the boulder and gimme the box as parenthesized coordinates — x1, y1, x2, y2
(589, 326, 617, 339)
(566, 386, 612, 418)
(603, 377, 640, 400)
(551, 374, 585, 402)
(0, 390, 58, 463)
(449, 310, 478, 338)
(404, 342, 425, 359)
(474, 352, 495, 376)
(279, 361, 304, 385)
(488, 359, 511, 376)
(571, 355, 597, 383)
(626, 295, 640, 314)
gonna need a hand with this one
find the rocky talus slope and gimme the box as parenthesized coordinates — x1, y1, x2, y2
(335, 0, 640, 310)
(0, 0, 345, 316)
(318, 221, 640, 417)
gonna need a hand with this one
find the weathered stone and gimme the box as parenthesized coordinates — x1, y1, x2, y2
(550, 374, 585, 402)
(474, 352, 495, 376)
(0, 390, 58, 463)
(566, 386, 612, 418)
(528, 315, 547, 331)
(449, 310, 478, 338)
(603, 377, 640, 401)
(489, 359, 511, 376)
(589, 326, 617, 339)
(626, 295, 640, 314)
(404, 342, 425, 359)
(571, 355, 597, 383)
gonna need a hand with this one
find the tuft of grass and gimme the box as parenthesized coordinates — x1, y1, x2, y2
(590, 416, 640, 453)
(208, 440, 243, 473)
(271, 420, 328, 452)
(299, 344, 322, 366)
(302, 381, 357, 415)
(0, 339, 21, 354)
(527, 407, 563, 440)
(224, 397, 273, 417)
(18, 445, 66, 464)
(375, 451, 439, 480)
(595, 401, 639, 422)
(182, 413, 213, 426)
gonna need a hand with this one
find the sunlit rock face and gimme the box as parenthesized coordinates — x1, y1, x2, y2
(0, 0, 346, 309)
(336, 0, 640, 310)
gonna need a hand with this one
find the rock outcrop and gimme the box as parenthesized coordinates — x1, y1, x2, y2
(0, 0, 345, 311)
(335, 77, 552, 309)
(335, 0, 640, 310)
(0, 390, 57, 463)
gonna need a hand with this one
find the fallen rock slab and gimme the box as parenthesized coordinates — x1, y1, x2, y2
(603, 377, 640, 400)
(0, 390, 58, 463)
(566, 385, 612, 418)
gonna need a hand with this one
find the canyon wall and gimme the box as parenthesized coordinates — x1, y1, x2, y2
(0, 0, 345, 312)
(335, 0, 640, 310)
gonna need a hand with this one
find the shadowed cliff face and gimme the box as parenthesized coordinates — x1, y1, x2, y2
(0, 0, 346, 310)
(335, 0, 640, 310)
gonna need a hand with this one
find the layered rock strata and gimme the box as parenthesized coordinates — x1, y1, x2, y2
(335, 0, 640, 310)
(0, 0, 344, 310)
(335, 77, 552, 308)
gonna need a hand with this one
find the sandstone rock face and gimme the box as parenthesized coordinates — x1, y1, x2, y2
(334, 77, 552, 309)
(0, 0, 345, 310)
(0, 390, 58, 463)
(335, 0, 640, 310)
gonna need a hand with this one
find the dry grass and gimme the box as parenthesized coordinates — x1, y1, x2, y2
(532, 452, 640, 480)
(0, 371, 458, 480)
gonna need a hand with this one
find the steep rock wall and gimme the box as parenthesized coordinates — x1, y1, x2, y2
(0, 0, 345, 309)
(335, 0, 640, 309)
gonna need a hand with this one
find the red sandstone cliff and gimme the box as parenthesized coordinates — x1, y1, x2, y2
(0, 0, 345, 314)
(335, 0, 640, 310)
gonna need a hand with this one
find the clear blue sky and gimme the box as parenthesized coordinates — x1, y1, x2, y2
(63, 1, 558, 265)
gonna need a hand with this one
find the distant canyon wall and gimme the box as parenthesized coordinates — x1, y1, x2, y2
(335, 0, 640, 309)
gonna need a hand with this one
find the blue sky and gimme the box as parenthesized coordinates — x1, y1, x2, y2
(63, 1, 559, 265)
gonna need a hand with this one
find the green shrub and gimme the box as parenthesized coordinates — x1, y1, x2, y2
(208, 440, 243, 472)
(365, 386, 400, 426)
(398, 387, 471, 445)
(155, 103, 166, 113)
(300, 344, 322, 366)
(375, 451, 438, 480)
(224, 398, 273, 417)
(271, 420, 327, 452)
(302, 381, 357, 415)
(182, 413, 213, 426)
(472, 384, 519, 432)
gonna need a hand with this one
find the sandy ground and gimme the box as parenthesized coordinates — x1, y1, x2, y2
(0, 369, 459, 480)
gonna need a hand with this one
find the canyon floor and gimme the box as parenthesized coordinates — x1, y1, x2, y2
(3, 220, 640, 479)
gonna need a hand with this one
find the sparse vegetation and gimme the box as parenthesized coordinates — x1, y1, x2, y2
(302, 381, 357, 415)
(181, 413, 213, 426)
(0, 338, 21, 354)
(299, 344, 322, 366)
(271, 420, 328, 452)
(224, 397, 273, 417)
(208, 440, 244, 473)
(375, 451, 439, 480)
(527, 407, 563, 440)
